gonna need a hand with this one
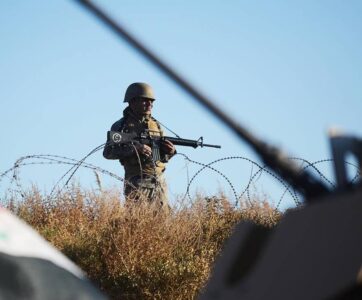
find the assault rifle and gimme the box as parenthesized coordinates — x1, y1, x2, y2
(107, 130, 221, 161)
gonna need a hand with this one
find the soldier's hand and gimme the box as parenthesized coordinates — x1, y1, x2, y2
(161, 140, 176, 155)
(135, 143, 152, 157)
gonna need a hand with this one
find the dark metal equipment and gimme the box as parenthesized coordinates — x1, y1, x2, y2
(199, 186, 362, 300)
(72, 1, 362, 299)
(199, 134, 362, 299)
(329, 131, 362, 191)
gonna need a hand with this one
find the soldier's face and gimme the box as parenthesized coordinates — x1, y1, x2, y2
(130, 97, 154, 116)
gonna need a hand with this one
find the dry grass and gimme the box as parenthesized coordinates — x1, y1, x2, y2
(6, 186, 281, 299)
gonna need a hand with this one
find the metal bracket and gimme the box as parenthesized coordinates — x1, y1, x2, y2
(329, 129, 362, 190)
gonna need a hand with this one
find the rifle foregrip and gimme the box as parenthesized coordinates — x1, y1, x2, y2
(163, 137, 198, 148)
(163, 136, 220, 149)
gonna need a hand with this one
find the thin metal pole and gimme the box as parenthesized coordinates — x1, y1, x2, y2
(73, 0, 330, 201)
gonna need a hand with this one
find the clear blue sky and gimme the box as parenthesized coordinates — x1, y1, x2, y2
(1, 1, 361, 209)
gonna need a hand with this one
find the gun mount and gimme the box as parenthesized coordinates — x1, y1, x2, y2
(74, 1, 362, 298)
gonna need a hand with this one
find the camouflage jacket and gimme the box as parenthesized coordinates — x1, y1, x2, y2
(103, 107, 174, 180)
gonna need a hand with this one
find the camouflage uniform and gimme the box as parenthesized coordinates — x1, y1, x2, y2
(103, 107, 174, 208)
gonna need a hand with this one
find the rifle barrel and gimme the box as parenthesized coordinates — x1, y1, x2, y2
(203, 143, 221, 148)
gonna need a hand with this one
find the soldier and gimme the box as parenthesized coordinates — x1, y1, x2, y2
(103, 82, 176, 209)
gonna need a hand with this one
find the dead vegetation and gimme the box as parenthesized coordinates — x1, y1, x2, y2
(6, 186, 281, 299)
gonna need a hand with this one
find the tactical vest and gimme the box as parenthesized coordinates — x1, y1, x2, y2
(117, 114, 166, 180)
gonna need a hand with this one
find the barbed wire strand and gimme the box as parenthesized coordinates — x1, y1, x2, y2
(1, 154, 361, 210)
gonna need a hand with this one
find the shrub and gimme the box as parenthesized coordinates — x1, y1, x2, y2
(7, 186, 280, 299)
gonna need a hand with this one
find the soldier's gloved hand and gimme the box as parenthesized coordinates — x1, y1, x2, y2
(134, 142, 152, 157)
(161, 140, 176, 155)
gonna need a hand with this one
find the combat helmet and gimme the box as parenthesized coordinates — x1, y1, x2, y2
(124, 82, 155, 102)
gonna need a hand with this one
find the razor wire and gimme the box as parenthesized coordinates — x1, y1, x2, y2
(0, 154, 123, 201)
(180, 156, 300, 206)
(50, 143, 106, 197)
(2, 1, 359, 213)
(1, 152, 359, 210)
